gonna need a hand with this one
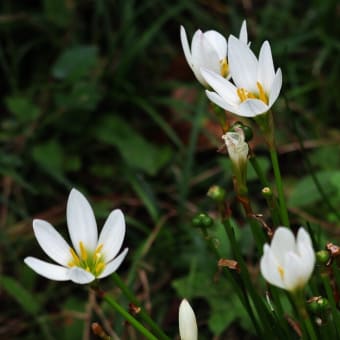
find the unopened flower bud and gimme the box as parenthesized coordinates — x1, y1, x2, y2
(207, 185, 226, 202)
(316, 250, 331, 265)
(191, 213, 213, 229)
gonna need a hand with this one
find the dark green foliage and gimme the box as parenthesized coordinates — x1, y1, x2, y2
(0, 0, 339, 339)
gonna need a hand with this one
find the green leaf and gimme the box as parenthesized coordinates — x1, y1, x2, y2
(0, 275, 41, 315)
(32, 140, 70, 185)
(95, 116, 172, 176)
(52, 46, 98, 81)
(43, 0, 71, 27)
(6, 96, 40, 123)
(288, 170, 340, 207)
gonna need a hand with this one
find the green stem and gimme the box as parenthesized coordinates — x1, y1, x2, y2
(269, 147, 290, 227)
(111, 273, 170, 340)
(291, 291, 318, 340)
(249, 155, 269, 187)
(103, 294, 158, 340)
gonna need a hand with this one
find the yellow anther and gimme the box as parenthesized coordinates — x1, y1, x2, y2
(220, 59, 229, 77)
(95, 244, 104, 255)
(237, 88, 256, 102)
(95, 262, 105, 275)
(256, 82, 269, 105)
(79, 241, 88, 261)
(68, 247, 80, 267)
(278, 265, 285, 280)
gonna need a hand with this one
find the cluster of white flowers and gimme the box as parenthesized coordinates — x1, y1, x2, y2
(180, 21, 282, 118)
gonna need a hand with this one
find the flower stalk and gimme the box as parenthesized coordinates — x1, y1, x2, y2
(102, 293, 158, 340)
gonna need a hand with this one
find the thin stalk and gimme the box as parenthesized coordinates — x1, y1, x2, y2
(321, 273, 340, 337)
(269, 147, 290, 227)
(249, 155, 269, 187)
(201, 227, 263, 337)
(111, 273, 170, 340)
(103, 294, 158, 340)
(291, 291, 318, 340)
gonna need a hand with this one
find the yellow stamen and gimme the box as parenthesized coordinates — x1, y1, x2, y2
(237, 88, 256, 102)
(278, 265, 285, 280)
(95, 262, 105, 275)
(68, 247, 80, 267)
(220, 59, 229, 77)
(79, 241, 88, 261)
(256, 82, 269, 105)
(237, 82, 268, 105)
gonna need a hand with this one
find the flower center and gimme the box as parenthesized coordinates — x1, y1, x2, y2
(68, 242, 105, 276)
(220, 58, 229, 77)
(277, 265, 285, 281)
(237, 82, 269, 105)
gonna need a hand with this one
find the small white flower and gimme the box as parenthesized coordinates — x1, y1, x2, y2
(202, 35, 282, 117)
(180, 21, 248, 86)
(24, 188, 128, 285)
(260, 227, 315, 292)
(179, 299, 198, 340)
(222, 128, 249, 171)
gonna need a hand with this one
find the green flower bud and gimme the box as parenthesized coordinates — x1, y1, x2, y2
(207, 185, 226, 202)
(316, 250, 331, 265)
(191, 213, 213, 229)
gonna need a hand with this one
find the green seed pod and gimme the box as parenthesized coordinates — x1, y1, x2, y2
(261, 187, 273, 198)
(308, 297, 329, 314)
(192, 212, 213, 229)
(207, 185, 226, 203)
(316, 250, 331, 265)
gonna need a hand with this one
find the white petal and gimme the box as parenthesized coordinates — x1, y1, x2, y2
(32, 219, 71, 266)
(67, 188, 98, 254)
(205, 90, 239, 114)
(98, 209, 126, 262)
(297, 228, 315, 276)
(239, 20, 248, 44)
(201, 69, 239, 104)
(268, 68, 282, 107)
(98, 248, 128, 279)
(238, 99, 268, 117)
(258, 41, 275, 93)
(180, 26, 193, 70)
(24, 257, 69, 281)
(260, 245, 285, 289)
(204, 30, 227, 60)
(283, 252, 309, 292)
(67, 267, 95, 284)
(191, 32, 222, 84)
(270, 227, 296, 264)
(179, 299, 198, 340)
(228, 35, 258, 91)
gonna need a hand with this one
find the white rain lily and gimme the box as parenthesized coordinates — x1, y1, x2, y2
(180, 20, 248, 86)
(24, 188, 128, 285)
(179, 299, 198, 340)
(260, 227, 315, 292)
(202, 35, 282, 117)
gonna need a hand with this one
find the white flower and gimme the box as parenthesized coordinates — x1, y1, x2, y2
(179, 299, 198, 340)
(24, 188, 128, 285)
(202, 35, 282, 117)
(180, 21, 248, 86)
(260, 227, 315, 292)
(222, 128, 249, 171)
